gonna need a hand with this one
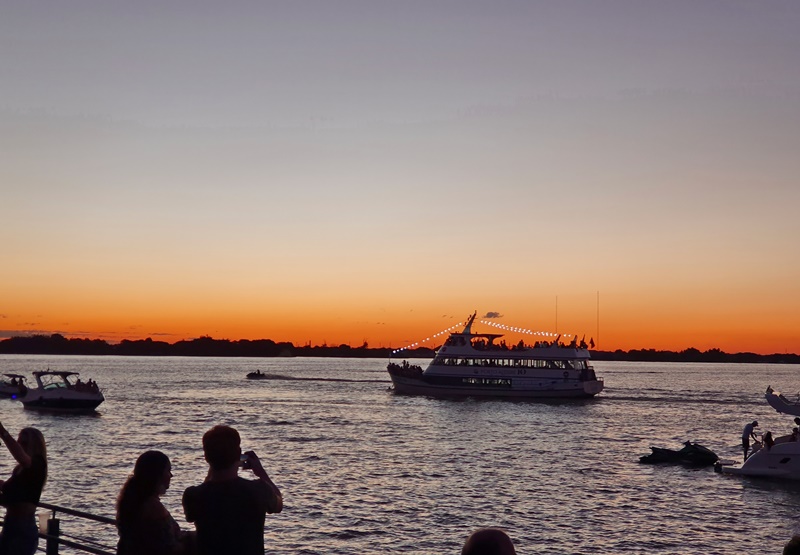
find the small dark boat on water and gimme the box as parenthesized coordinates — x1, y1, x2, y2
(0, 374, 27, 399)
(246, 370, 267, 380)
(639, 441, 718, 466)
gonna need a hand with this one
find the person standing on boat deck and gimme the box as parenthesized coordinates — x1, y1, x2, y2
(742, 420, 759, 461)
(182, 425, 282, 555)
(0, 422, 47, 555)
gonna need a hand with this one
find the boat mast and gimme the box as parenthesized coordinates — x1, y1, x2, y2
(555, 296, 558, 333)
(462, 311, 477, 335)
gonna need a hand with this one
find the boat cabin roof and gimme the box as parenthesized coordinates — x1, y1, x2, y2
(3, 373, 26, 379)
(32, 371, 80, 377)
(453, 332, 504, 341)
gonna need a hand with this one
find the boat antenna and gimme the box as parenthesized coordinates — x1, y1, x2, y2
(596, 290, 600, 349)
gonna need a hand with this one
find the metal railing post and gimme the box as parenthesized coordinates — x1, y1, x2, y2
(46, 514, 60, 555)
(36, 501, 116, 555)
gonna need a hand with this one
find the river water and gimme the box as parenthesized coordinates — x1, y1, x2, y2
(0, 355, 799, 554)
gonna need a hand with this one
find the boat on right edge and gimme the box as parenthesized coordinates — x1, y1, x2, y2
(387, 312, 604, 398)
(716, 386, 800, 479)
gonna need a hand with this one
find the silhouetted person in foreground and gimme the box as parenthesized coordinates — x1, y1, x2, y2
(117, 450, 191, 555)
(784, 535, 800, 555)
(182, 425, 282, 555)
(461, 528, 516, 555)
(0, 423, 47, 555)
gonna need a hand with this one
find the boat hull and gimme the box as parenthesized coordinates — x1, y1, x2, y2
(717, 441, 800, 479)
(21, 391, 104, 412)
(0, 386, 26, 399)
(389, 373, 603, 398)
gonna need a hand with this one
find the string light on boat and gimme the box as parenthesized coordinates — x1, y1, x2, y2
(479, 320, 572, 339)
(391, 323, 463, 355)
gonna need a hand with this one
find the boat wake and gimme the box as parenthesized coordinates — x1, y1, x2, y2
(610, 388, 764, 407)
(248, 373, 386, 384)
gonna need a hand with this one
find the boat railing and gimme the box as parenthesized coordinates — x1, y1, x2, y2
(25, 501, 118, 555)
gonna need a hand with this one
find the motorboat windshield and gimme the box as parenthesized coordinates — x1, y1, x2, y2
(33, 371, 80, 390)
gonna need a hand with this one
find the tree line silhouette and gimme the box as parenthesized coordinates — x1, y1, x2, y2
(0, 334, 797, 363)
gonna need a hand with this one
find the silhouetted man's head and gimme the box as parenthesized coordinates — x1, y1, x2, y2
(202, 425, 241, 470)
(461, 528, 516, 555)
(784, 535, 800, 555)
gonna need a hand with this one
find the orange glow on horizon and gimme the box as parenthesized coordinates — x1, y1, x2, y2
(2, 297, 798, 356)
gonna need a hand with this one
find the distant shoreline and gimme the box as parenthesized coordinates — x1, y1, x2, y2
(0, 333, 798, 364)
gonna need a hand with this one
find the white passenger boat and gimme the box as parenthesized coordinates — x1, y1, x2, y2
(21, 370, 105, 412)
(716, 386, 800, 479)
(387, 312, 604, 398)
(0, 374, 27, 399)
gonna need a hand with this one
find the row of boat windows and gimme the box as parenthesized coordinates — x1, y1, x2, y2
(461, 378, 512, 387)
(433, 357, 588, 369)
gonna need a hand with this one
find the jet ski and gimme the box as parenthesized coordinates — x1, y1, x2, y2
(639, 441, 719, 466)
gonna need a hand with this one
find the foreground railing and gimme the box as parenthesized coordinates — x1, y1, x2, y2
(35, 502, 117, 555)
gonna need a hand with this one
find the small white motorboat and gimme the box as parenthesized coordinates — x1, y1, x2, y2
(21, 370, 104, 412)
(0, 374, 28, 399)
(716, 386, 800, 479)
(716, 438, 800, 479)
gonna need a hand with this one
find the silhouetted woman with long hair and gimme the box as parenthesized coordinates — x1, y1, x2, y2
(0, 422, 47, 555)
(117, 450, 188, 555)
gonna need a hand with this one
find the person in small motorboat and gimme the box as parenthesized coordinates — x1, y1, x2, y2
(742, 420, 759, 461)
(763, 431, 775, 450)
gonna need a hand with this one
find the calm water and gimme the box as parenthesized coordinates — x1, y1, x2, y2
(0, 355, 799, 554)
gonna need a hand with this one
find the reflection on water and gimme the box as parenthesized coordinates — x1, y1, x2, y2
(0, 356, 798, 553)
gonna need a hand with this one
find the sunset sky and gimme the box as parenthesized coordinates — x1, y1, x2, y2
(2, 2, 799, 354)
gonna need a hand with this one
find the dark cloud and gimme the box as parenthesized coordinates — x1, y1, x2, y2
(483, 312, 503, 319)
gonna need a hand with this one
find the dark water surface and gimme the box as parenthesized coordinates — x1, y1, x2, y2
(0, 355, 799, 554)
